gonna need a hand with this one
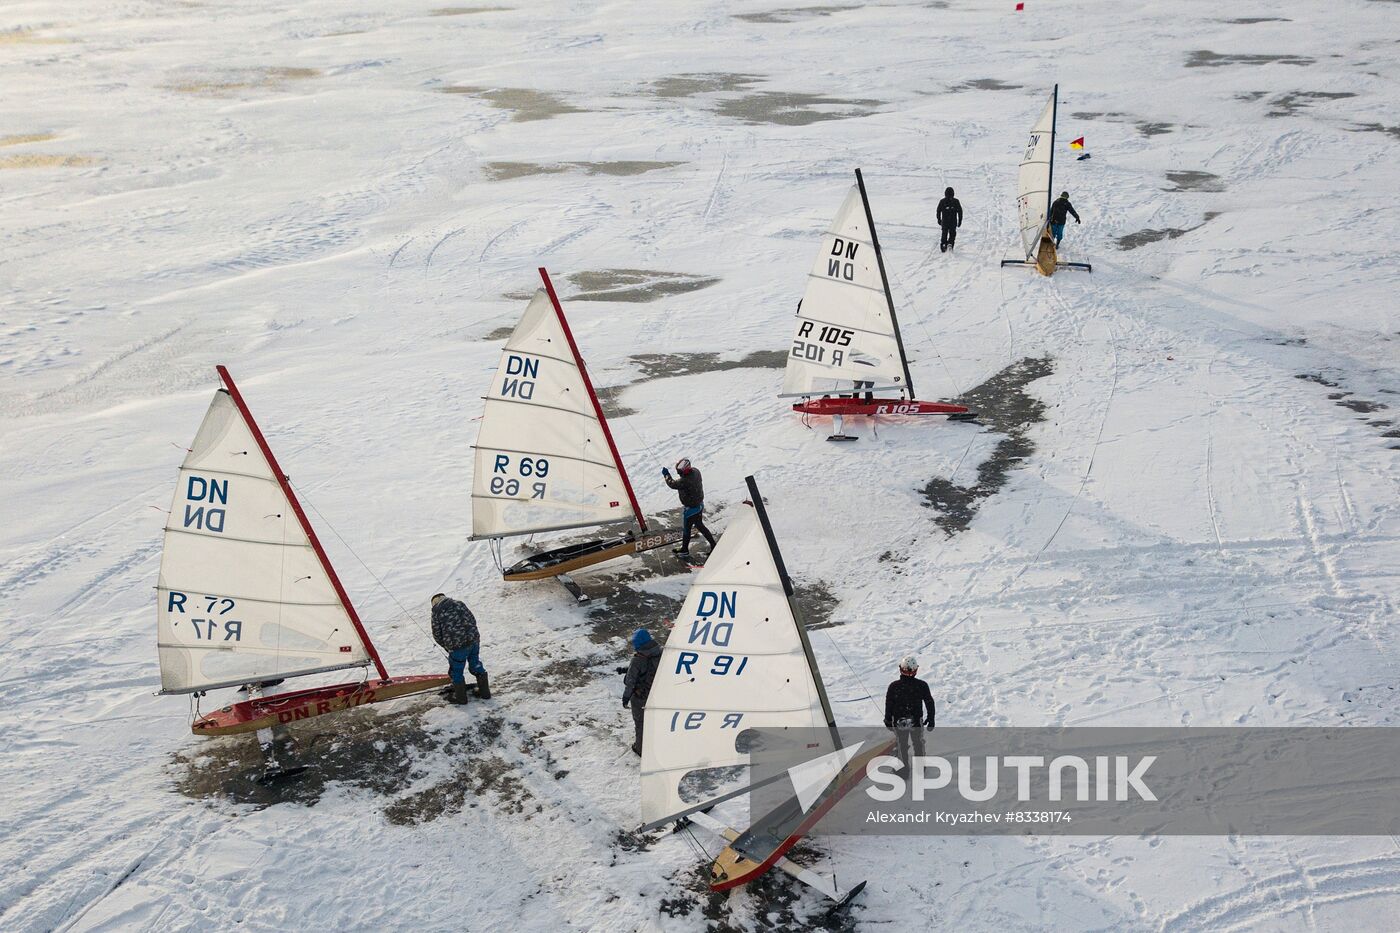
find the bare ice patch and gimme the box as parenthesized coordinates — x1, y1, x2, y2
(165, 66, 320, 96)
(921, 357, 1053, 536)
(482, 160, 684, 181)
(1164, 170, 1225, 192)
(1265, 91, 1356, 117)
(644, 72, 880, 125)
(646, 72, 765, 99)
(505, 269, 719, 304)
(1071, 111, 1179, 137)
(712, 90, 882, 126)
(949, 78, 1023, 92)
(1185, 50, 1314, 68)
(0, 153, 97, 169)
(430, 6, 512, 14)
(733, 5, 860, 23)
(1118, 212, 1221, 251)
(439, 85, 585, 121)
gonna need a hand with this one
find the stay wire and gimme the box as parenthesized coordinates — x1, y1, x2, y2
(290, 480, 440, 653)
(823, 629, 884, 721)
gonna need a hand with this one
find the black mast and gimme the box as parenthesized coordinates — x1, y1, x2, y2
(854, 168, 916, 399)
(1045, 85, 1058, 240)
(745, 474, 841, 750)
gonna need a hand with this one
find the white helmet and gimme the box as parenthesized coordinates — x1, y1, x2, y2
(899, 655, 918, 673)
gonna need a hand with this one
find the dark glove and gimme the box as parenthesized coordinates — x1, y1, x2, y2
(662, 467, 671, 478)
(1075, 218, 1081, 224)
(615, 667, 627, 675)
(623, 697, 631, 708)
(925, 720, 935, 732)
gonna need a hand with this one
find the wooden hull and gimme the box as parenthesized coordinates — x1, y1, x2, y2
(1035, 232, 1058, 276)
(792, 397, 970, 418)
(191, 674, 451, 736)
(709, 739, 896, 892)
(502, 529, 683, 582)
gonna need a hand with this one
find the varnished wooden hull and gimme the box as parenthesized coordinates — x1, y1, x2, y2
(191, 674, 451, 736)
(502, 529, 683, 581)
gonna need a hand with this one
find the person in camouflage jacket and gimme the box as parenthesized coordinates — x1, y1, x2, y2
(431, 593, 489, 704)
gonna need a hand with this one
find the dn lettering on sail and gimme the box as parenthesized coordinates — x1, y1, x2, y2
(182, 475, 227, 533)
(500, 354, 540, 400)
(827, 237, 858, 281)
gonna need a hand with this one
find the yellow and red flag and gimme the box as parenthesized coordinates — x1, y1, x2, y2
(1070, 137, 1085, 150)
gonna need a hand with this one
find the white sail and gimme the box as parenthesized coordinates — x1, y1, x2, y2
(641, 505, 833, 826)
(780, 184, 907, 398)
(1016, 87, 1057, 261)
(471, 288, 637, 540)
(157, 389, 371, 694)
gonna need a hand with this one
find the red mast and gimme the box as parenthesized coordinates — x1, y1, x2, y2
(215, 365, 390, 682)
(537, 268, 648, 533)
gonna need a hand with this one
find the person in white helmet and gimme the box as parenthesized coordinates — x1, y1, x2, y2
(662, 457, 716, 561)
(884, 655, 935, 772)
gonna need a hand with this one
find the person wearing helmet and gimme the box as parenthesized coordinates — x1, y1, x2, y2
(1049, 191, 1081, 247)
(431, 593, 489, 704)
(620, 628, 663, 755)
(936, 186, 963, 253)
(662, 457, 716, 561)
(884, 655, 935, 772)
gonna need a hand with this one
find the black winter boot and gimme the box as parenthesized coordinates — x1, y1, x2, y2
(474, 671, 491, 700)
(448, 682, 471, 704)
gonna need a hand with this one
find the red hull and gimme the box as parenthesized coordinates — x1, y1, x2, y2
(191, 674, 451, 736)
(792, 398, 969, 418)
(710, 738, 897, 891)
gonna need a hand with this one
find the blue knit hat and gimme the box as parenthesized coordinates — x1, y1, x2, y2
(631, 628, 654, 650)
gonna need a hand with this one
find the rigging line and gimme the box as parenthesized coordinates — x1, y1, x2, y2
(290, 480, 438, 649)
(822, 629, 883, 721)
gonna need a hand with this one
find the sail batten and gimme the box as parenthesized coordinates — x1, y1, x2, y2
(641, 479, 835, 827)
(781, 174, 909, 399)
(156, 378, 377, 694)
(1016, 86, 1058, 262)
(471, 274, 643, 541)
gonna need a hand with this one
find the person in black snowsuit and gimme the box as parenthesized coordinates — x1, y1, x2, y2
(936, 187, 963, 253)
(663, 458, 716, 561)
(1049, 191, 1080, 247)
(431, 593, 489, 704)
(884, 656, 935, 772)
(621, 628, 663, 755)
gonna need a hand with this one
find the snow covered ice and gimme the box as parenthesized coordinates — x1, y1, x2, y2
(3, 0, 1399, 930)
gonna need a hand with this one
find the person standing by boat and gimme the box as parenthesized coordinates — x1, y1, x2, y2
(621, 628, 663, 755)
(431, 593, 490, 704)
(663, 458, 716, 562)
(936, 186, 962, 253)
(1049, 191, 1081, 247)
(884, 656, 935, 773)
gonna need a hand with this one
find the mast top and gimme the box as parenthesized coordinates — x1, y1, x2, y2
(852, 169, 916, 399)
(536, 269, 648, 533)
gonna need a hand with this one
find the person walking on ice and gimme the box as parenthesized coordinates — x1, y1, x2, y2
(663, 457, 716, 562)
(621, 628, 662, 755)
(1049, 191, 1080, 247)
(884, 655, 935, 773)
(937, 187, 963, 253)
(431, 593, 490, 704)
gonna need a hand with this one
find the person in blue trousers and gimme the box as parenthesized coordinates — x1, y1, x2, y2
(663, 458, 716, 562)
(1049, 191, 1081, 247)
(431, 593, 490, 704)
